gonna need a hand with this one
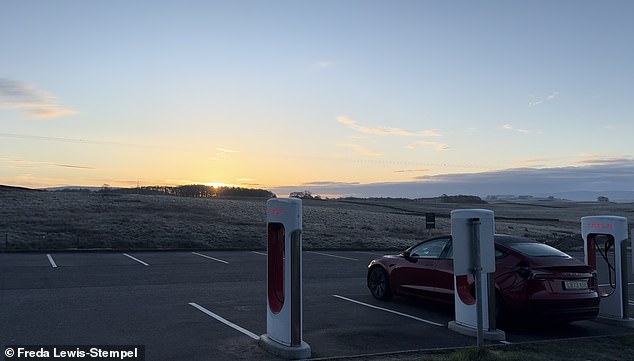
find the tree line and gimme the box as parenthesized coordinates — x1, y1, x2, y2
(100, 184, 275, 198)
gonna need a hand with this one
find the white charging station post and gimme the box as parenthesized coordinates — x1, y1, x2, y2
(448, 209, 505, 344)
(581, 216, 634, 327)
(259, 198, 311, 359)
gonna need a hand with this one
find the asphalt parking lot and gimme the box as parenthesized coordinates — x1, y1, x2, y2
(2, 250, 634, 360)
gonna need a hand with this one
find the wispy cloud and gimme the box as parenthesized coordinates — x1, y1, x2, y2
(528, 91, 559, 108)
(0, 78, 78, 119)
(407, 140, 451, 152)
(217, 147, 240, 153)
(0, 157, 94, 170)
(337, 143, 383, 157)
(394, 168, 429, 173)
(302, 181, 361, 186)
(336, 116, 441, 137)
(210, 146, 240, 160)
(501, 124, 539, 134)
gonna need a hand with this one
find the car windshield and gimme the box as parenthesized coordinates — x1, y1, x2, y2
(507, 242, 570, 258)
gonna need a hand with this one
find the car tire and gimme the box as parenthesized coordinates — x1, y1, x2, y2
(368, 267, 392, 301)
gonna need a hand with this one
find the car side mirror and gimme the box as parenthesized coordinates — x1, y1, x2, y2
(401, 250, 411, 259)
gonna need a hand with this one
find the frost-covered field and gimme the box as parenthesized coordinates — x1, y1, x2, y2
(1, 188, 633, 251)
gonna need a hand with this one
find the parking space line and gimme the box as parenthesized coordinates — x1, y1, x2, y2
(123, 253, 149, 266)
(354, 251, 383, 256)
(191, 252, 229, 264)
(251, 251, 267, 256)
(333, 295, 444, 326)
(308, 251, 358, 261)
(46, 254, 58, 268)
(189, 302, 260, 340)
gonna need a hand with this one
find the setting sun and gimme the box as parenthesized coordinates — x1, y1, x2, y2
(204, 182, 235, 189)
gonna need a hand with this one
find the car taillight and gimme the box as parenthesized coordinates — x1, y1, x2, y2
(588, 272, 599, 290)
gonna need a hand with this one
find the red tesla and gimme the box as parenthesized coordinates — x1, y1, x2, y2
(367, 234, 600, 322)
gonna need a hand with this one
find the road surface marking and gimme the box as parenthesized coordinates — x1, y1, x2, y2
(123, 253, 149, 266)
(308, 251, 358, 261)
(499, 340, 512, 344)
(189, 302, 260, 340)
(191, 252, 229, 264)
(251, 251, 267, 256)
(46, 254, 57, 268)
(333, 295, 443, 326)
(354, 251, 384, 256)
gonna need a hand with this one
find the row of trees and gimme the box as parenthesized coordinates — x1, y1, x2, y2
(100, 184, 275, 198)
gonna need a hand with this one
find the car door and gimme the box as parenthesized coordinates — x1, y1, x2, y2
(393, 237, 451, 300)
(433, 239, 455, 303)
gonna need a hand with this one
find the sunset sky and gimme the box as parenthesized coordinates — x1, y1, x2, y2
(1, 1, 633, 198)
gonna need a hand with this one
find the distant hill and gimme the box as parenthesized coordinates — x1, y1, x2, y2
(540, 191, 634, 202)
(0, 185, 40, 192)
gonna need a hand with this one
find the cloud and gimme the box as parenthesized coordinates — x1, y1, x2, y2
(217, 147, 240, 153)
(338, 143, 383, 157)
(270, 158, 634, 200)
(407, 140, 451, 152)
(528, 91, 559, 108)
(302, 180, 361, 186)
(0, 157, 94, 170)
(394, 169, 429, 173)
(0, 78, 78, 119)
(336, 116, 441, 137)
(501, 124, 539, 134)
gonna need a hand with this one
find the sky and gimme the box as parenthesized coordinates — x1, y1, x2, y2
(1, 1, 633, 198)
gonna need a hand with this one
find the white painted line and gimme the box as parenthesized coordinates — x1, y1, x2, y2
(189, 302, 260, 340)
(251, 251, 267, 256)
(191, 252, 229, 264)
(308, 251, 358, 261)
(354, 251, 384, 256)
(123, 253, 149, 266)
(333, 295, 444, 326)
(500, 340, 512, 345)
(46, 254, 58, 268)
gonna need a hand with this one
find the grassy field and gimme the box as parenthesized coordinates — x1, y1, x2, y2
(1, 187, 633, 251)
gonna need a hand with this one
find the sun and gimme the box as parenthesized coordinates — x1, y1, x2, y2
(204, 182, 234, 188)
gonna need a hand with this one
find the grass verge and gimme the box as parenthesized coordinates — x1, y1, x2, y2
(333, 334, 634, 360)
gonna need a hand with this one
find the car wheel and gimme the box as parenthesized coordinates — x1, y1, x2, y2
(368, 267, 392, 300)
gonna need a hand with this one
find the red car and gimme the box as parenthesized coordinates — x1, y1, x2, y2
(367, 234, 600, 322)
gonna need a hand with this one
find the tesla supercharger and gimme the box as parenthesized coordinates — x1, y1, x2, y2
(259, 198, 311, 359)
(581, 216, 634, 327)
(448, 209, 505, 343)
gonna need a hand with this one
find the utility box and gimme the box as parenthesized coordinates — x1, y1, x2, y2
(260, 198, 311, 359)
(451, 209, 495, 276)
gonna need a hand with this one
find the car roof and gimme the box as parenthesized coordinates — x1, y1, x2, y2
(430, 234, 538, 245)
(492, 234, 539, 246)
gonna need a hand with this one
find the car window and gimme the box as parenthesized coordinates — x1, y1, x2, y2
(410, 238, 450, 259)
(506, 242, 570, 258)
